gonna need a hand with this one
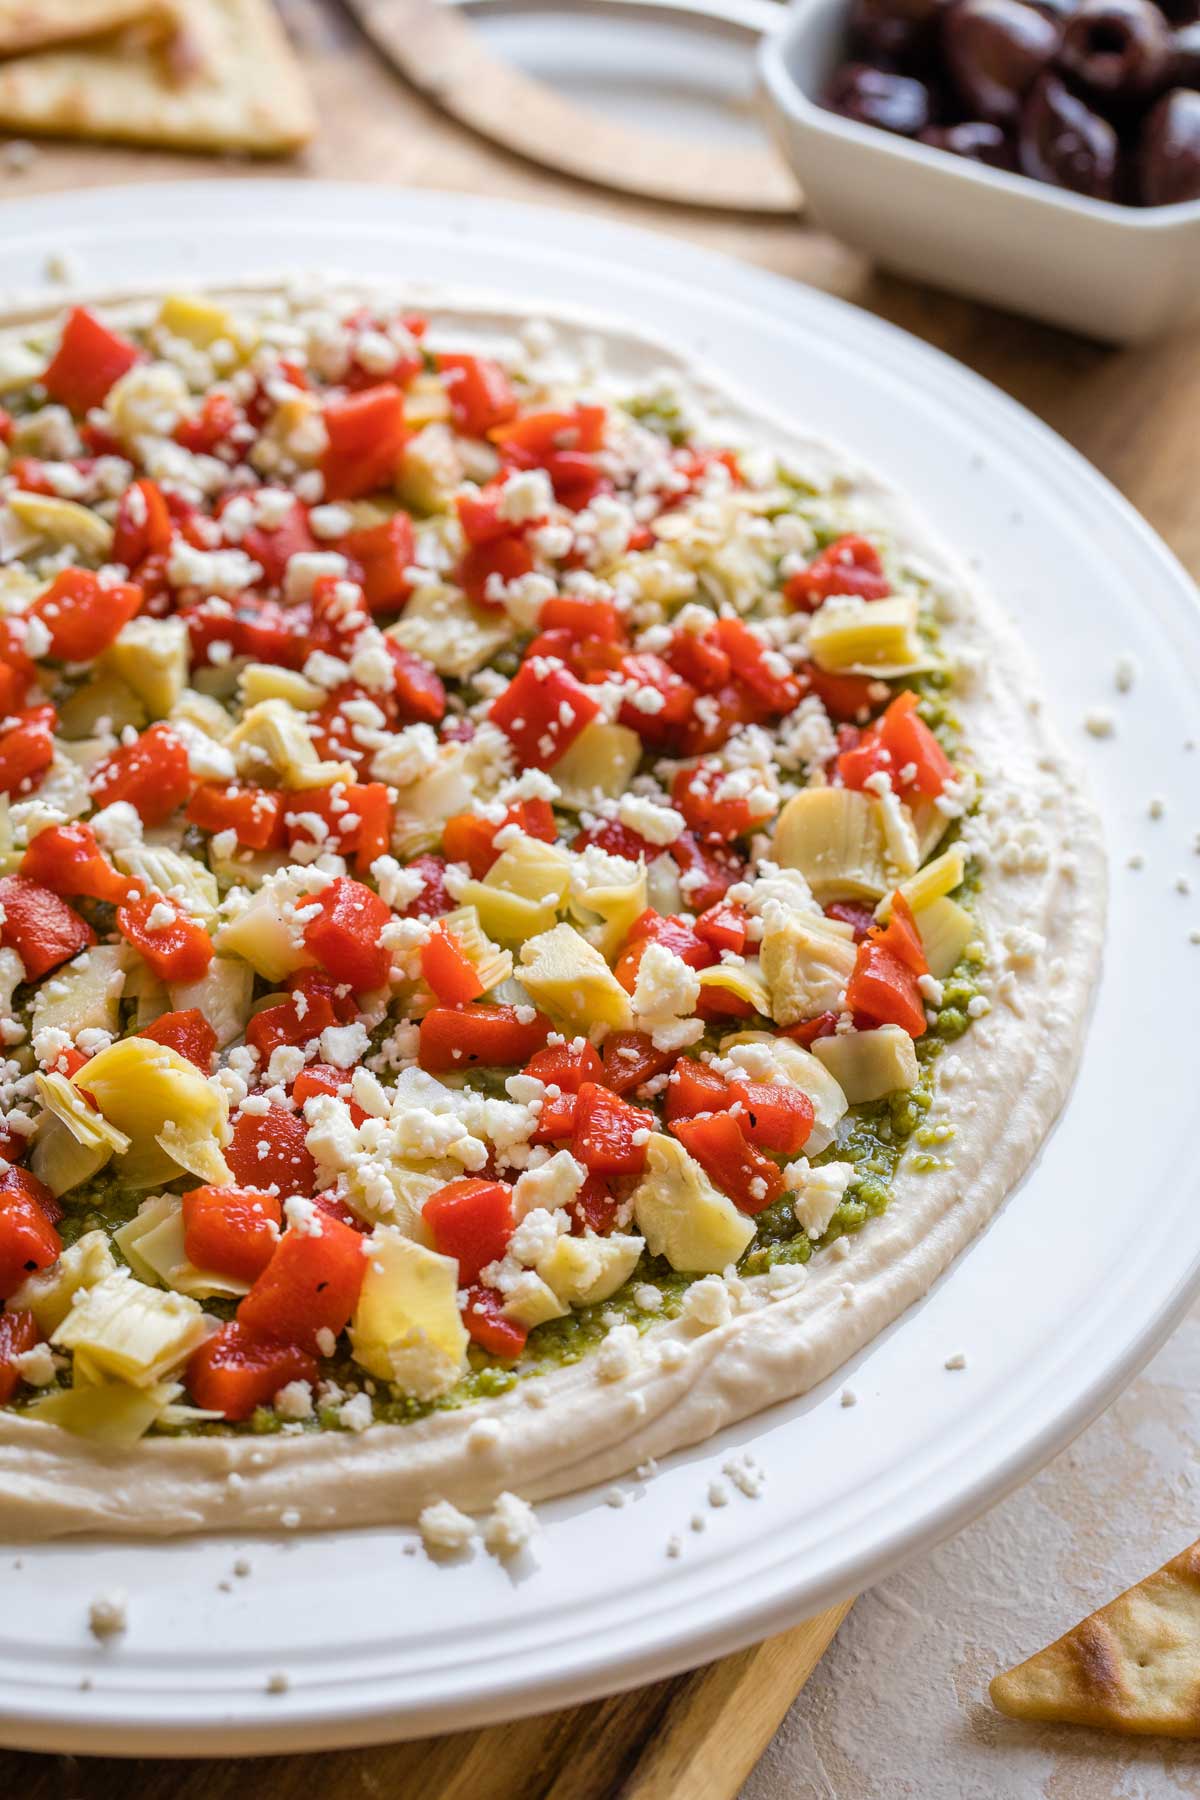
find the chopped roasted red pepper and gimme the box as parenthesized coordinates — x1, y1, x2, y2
(0, 708, 55, 798)
(302, 876, 393, 991)
(226, 1104, 318, 1197)
(488, 658, 600, 769)
(522, 1039, 604, 1092)
(424, 1177, 514, 1284)
(186, 1321, 317, 1422)
(599, 1029, 674, 1097)
(437, 353, 518, 438)
(784, 534, 890, 610)
(186, 781, 286, 851)
(90, 723, 190, 826)
(669, 1111, 784, 1214)
(0, 874, 94, 979)
(570, 1082, 655, 1176)
(420, 924, 485, 1007)
(41, 307, 141, 413)
(117, 890, 213, 983)
(19, 821, 131, 905)
(419, 1004, 551, 1073)
(31, 566, 143, 662)
(182, 1185, 283, 1284)
(729, 1081, 814, 1155)
(461, 1284, 527, 1359)
(0, 1178, 61, 1301)
(844, 893, 929, 1037)
(664, 1057, 731, 1125)
(237, 1215, 366, 1357)
(140, 1009, 218, 1072)
(321, 385, 409, 501)
(0, 1308, 41, 1404)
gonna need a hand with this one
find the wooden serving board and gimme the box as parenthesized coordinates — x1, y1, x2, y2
(0, 1602, 851, 1795)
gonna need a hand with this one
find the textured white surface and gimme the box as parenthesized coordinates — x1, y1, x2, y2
(0, 183, 1198, 1753)
(747, 1303, 1200, 1799)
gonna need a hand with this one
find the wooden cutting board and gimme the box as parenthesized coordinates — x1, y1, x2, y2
(0, 1601, 851, 1796)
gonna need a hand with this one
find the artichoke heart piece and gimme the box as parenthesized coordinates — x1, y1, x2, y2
(908, 795, 952, 864)
(226, 699, 354, 791)
(501, 1271, 568, 1328)
(485, 836, 572, 911)
(100, 617, 188, 719)
(169, 956, 255, 1048)
(8, 1229, 116, 1334)
(719, 1032, 849, 1157)
(551, 719, 642, 810)
(518, 923, 632, 1033)
(343, 1162, 440, 1241)
(9, 490, 114, 560)
(813, 1024, 919, 1104)
(461, 878, 559, 947)
(569, 860, 648, 962)
(115, 844, 219, 924)
(36, 1071, 130, 1158)
(632, 1134, 755, 1274)
(171, 688, 232, 739)
(214, 889, 316, 983)
(390, 745, 479, 859)
(808, 594, 923, 673)
(52, 1269, 211, 1387)
(401, 375, 453, 432)
(913, 895, 975, 980)
(772, 786, 896, 903)
(386, 590, 514, 680)
(31, 1112, 112, 1197)
(156, 292, 244, 351)
(696, 958, 772, 1019)
(238, 663, 326, 711)
(76, 1037, 232, 1190)
(58, 671, 147, 740)
(31, 943, 126, 1043)
(876, 845, 966, 922)
(537, 1233, 644, 1308)
(759, 916, 856, 1026)
(115, 1195, 251, 1300)
(349, 1228, 469, 1398)
(396, 422, 462, 512)
(26, 1375, 182, 1447)
(438, 905, 512, 992)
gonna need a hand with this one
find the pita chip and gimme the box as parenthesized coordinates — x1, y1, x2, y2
(991, 1538, 1200, 1737)
(0, 0, 314, 156)
(0, 1, 171, 60)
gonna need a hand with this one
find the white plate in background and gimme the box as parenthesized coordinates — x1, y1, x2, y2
(0, 182, 1196, 1754)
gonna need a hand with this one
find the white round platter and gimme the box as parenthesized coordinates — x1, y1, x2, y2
(0, 182, 1196, 1757)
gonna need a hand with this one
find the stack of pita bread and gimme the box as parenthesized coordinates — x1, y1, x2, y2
(992, 1538, 1200, 1738)
(0, 0, 314, 154)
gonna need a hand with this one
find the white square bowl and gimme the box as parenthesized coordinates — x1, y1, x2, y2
(758, 0, 1200, 342)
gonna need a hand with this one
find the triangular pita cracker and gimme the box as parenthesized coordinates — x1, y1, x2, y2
(0, 1, 170, 59)
(0, 0, 314, 155)
(990, 1538, 1200, 1736)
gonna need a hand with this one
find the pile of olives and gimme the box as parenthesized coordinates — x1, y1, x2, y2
(821, 0, 1200, 204)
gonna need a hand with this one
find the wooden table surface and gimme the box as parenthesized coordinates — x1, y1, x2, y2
(0, 1, 1195, 1791)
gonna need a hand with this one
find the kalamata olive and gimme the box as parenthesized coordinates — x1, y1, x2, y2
(1019, 70, 1120, 195)
(920, 120, 1012, 166)
(1171, 19, 1200, 81)
(850, 0, 949, 61)
(823, 63, 934, 134)
(920, 119, 1020, 163)
(942, 0, 1061, 123)
(1140, 85, 1200, 200)
(1059, 0, 1175, 97)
